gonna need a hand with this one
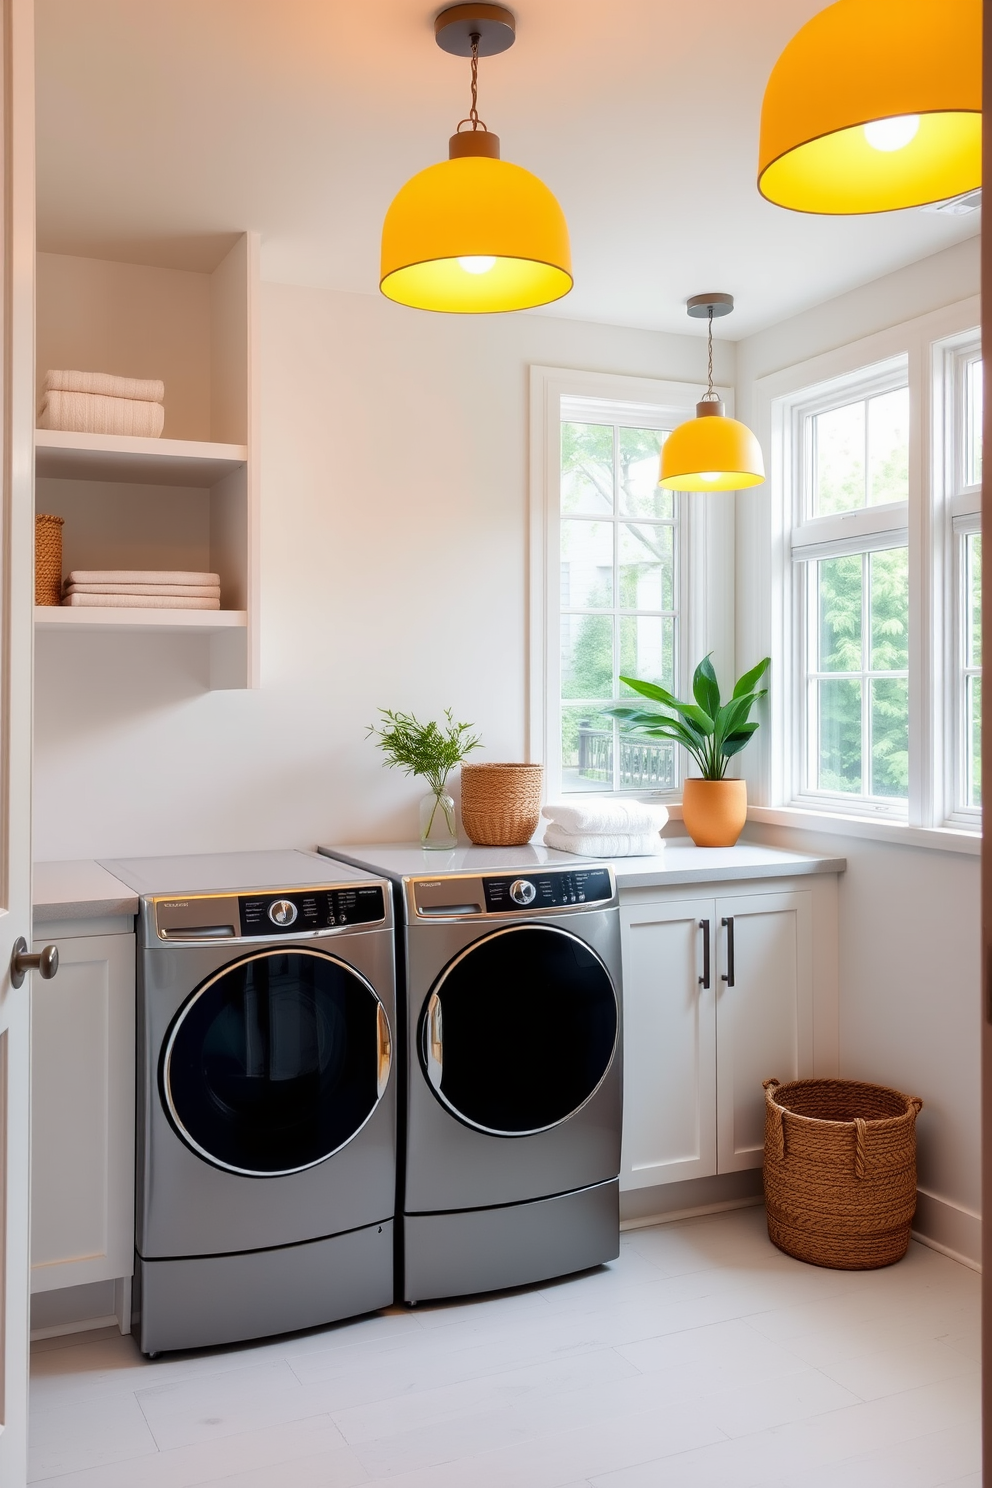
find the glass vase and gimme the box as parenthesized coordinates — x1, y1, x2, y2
(419, 790, 457, 850)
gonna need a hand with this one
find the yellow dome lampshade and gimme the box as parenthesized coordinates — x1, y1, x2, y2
(660, 293, 765, 493)
(659, 403, 766, 492)
(758, 0, 981, 215)
(380, 3, 572, 314)
(380, 133, 572, 313)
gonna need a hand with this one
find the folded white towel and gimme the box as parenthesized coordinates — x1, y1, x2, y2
(39, 390, 165, 438)
(64, 583, 221, 599)
(65, 570, 221, 587)
(542, 798, 670, 835)
(543, 824, 664, 858)
(61, 594, 220, 610)
(45, 369, 165, 403)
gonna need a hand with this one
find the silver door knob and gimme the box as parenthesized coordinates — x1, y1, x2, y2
(10, 937, 59, 989)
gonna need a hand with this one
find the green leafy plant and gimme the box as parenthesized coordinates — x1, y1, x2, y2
(367, 708, 481, 797)
(605, 655, 770, 781)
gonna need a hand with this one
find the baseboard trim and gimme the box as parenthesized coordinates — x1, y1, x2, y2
(621, 1196, 764, 1231)
(912, 1188, 981, 1271)
(30, 1313, 119, 1342)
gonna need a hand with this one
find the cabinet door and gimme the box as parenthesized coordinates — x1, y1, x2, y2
(31, 933, 135, 1293)
(715, 891, 812, 1173)
(619, 899, 716, 1188)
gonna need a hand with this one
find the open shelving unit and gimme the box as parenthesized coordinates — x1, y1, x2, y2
(34, 234, 260, 689)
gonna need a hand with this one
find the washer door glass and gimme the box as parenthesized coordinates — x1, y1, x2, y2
(420, 924, 618, 1136)
(163, 948, 390, 1176)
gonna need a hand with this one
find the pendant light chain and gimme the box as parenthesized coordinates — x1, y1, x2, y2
(705, 306, 716, 401)
(456, 35, 489, 134)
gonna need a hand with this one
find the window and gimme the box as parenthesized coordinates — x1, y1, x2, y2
(790, 359, 911, 816)
(560, 413, 678, 793)
(530, 367, 732, 801)
(762, 304, 982, 841)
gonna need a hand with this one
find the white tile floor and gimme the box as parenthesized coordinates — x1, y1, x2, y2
(30, 1206, 981, 1488)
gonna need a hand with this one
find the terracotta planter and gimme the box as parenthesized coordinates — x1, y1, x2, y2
(681, 778, 747, 847)
(460, 763, 543, 846)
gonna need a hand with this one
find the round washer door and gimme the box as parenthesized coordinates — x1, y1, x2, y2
(162, 948, 391, 1176)
(419, 924, 618, 1136)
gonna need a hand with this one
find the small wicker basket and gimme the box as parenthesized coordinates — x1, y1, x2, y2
(35, 513, 64, 606)
(460, 763, 543, 846)
(763, 1077, 922, 1270)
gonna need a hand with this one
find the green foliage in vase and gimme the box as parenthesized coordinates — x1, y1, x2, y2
(367, 708, 481, 797)
(605, 655, 770, 781)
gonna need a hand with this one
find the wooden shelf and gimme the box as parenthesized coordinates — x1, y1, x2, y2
(35, 430, 248, 488)
(35, 606, 248, 635)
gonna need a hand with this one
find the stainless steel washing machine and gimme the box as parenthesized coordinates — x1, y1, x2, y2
(102, 850, 397, 1355)
(318, 844, 622, 1303)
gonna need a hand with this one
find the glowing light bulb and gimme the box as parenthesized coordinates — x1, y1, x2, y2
(863, 115, 920, 152)
(700, 472, 722, 483)
(458, 255, 497, 275)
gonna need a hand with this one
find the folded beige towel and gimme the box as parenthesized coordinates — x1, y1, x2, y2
(39, 390, 165, 438)
(61, 594, 221, 610)
(45, 369, 165, 402)
(65, 570, 220, 587)
(64, 583, 220, 598)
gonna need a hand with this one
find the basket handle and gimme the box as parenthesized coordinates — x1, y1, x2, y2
(854, 1117, 869, 1179)
(763, 1078, 785, 1160)
(909, 1096, 923, 1115)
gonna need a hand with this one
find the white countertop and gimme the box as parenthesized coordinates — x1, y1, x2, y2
(318, 839, 846, 887)
(33, 859, 139, 923)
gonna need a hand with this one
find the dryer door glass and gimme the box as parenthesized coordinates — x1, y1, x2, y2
(163, 949, 389, 1176)
(420, 924, 618, 1136)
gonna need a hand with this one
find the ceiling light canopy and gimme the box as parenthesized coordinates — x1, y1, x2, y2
(758, 0, 981, 215)
(380, 4, 572, 314)
(659, 295, 765, 493)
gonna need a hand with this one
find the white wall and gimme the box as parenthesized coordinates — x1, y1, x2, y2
(33, 286, 732, 859)
(735, 236, 982, 1265)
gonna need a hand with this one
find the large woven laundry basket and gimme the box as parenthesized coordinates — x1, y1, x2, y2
(763, 1077, 922, 1270)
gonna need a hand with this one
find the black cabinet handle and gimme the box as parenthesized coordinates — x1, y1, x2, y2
(698, 919, 710, 988)
(721, 916, 735, 986)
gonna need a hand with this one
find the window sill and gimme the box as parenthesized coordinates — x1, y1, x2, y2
(746, 804, 980, 856)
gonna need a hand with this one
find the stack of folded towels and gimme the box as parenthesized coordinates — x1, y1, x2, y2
(542, 798, 670, 857)
(38, 370, 165, 438)
(61, 571, 221, 610)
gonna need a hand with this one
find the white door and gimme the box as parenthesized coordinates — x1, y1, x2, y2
(0, 0, 38, 1480)
(715, 891, 813, 1174)
(620, 899, 717, 1188)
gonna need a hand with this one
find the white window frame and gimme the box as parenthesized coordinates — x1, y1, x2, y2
(789, 354, 911, 819)
(529, 366, 735, 803)
(748, 296, 981, 853)
(933, 330, 982, 827)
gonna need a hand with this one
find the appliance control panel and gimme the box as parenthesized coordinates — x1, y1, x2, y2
(153, 883, 386, 940)
(483, 868, 613, 912)
(411, 867, 615, 917)
(239, 885, 387, 935)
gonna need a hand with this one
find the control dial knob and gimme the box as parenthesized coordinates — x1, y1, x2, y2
(509, 879, 537, 906)
(268, 898, 298, 926)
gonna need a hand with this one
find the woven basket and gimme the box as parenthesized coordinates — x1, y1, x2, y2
(763, 1077, 922, 1270)
(35, 514, 64, 606)
(460, 763, 543, 846)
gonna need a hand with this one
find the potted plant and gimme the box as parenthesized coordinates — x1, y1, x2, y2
(606, 655, 770, 847)
(367, 707, 481, 849)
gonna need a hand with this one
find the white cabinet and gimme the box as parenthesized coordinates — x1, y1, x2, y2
(620, 881, 820, 1191)
(30, 932, 135, 1295)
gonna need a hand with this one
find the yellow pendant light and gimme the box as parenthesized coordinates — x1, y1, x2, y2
(380, 4, 572, 313)
(660, 295, 765, 493)
(758, 0, 981, 215)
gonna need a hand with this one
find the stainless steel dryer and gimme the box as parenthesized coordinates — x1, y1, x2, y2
(102, 850, 397, 1355)
(318, 844, 622, 1304)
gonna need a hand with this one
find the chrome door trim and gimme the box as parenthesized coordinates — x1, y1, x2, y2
(418, 922, 619, 1138)
(161, 945, 392, 1178)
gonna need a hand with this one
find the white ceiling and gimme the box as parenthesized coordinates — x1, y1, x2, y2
(35, 0, 980, 339)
